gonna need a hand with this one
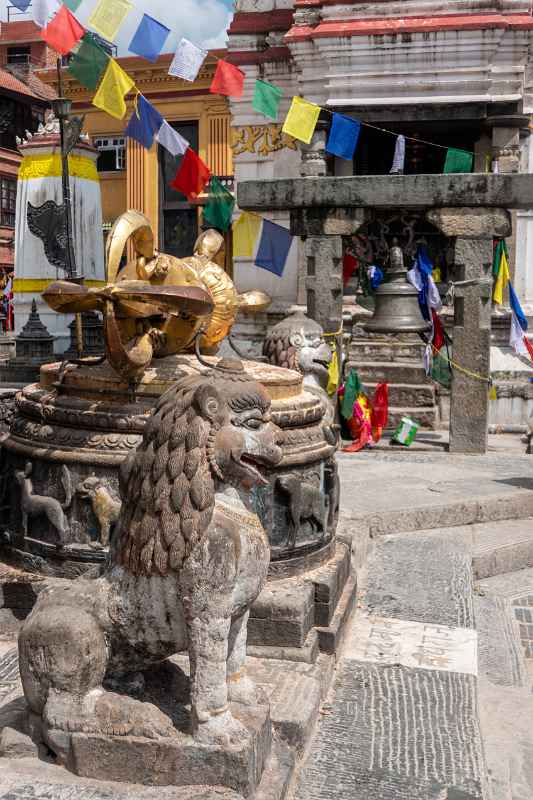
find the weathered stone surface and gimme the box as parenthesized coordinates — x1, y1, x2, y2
(351, 362, 428, 385)
(344, 615, 478, 675)
(68, 703, 271, 796)
(364, 531, 474, 629)
(237, 174, 533, 212)
(0, 781, 243, 800)
(471, 518, 533, 579)
(290, 208, 366, 237)
(249, 581, 314, 648)
(426, 207, 512, 238)
(0, 726, 38, 759)
(304, 236, 343, 335)
(449, 237, 493, 454)
(316, 573, 357, 654)
(293, 661, 483, 800)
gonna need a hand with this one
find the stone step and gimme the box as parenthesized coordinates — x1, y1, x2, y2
(386, 406, 439, 431)
(347, 361, 429, 385)
(472, 518, 533, 580)
(349, 339, 427, 362)
(364, 381, 435, 408)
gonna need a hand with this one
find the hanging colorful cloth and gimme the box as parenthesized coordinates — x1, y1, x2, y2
(370, 383, 389, 441)
(343, 252, 358, 286)
(203, 175, 235, 232)
(170, 148, 210, 200)
(492, 238, 510, 304)
(40, 5, 85, 55)
(327, 349, 340, 396)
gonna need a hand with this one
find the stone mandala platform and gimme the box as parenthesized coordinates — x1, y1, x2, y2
(0, 356, 337, 579)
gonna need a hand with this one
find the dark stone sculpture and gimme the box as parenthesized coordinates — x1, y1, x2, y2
(15, 462, 72, 546)
(18, 361, 282, 766)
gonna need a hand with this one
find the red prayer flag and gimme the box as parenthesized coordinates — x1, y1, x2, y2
(170, 148, 211, 200)
(41, 5, 85, 56)
(343, 252, 358, 286)
(432, 310, 445, 353)
(210, 60, 245, 98)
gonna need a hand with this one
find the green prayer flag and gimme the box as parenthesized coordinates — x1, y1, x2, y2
(443, 148, 473, 174)
(68, 34, 109, 92)
(341, 369, 365, 420)
(252, 79, 283, 121)
(63, 0, 83, 11)
(203, 176, 235, 233)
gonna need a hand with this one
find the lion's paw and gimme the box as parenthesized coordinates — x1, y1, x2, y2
(228, 674, 268, 707)
(194, 709, 249, 748)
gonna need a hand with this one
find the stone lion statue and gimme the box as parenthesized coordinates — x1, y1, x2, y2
(18, 360, 282, 755)
(263, 310, 332, 394)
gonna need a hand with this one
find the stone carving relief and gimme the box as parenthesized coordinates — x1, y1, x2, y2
(76, 476, 121, 549)
(276, 475, 326, 550)
(18, 361, 282, 756)
(231, 125, 297, 156)
(14, 463, 72, 547)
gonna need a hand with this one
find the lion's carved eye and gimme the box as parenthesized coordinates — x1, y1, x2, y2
(243, 418, 262, 430)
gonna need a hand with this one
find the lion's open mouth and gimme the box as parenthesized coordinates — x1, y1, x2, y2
(313, 358, 330, 370)
(234, 453, 269, 486)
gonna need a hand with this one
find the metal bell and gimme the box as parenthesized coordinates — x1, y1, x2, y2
(364, 240, 431, 334)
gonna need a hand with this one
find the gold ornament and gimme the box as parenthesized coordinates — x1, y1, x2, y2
(42, 210, 271, 382)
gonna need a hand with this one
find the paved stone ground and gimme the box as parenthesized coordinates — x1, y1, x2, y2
(1, 442, 533, 799)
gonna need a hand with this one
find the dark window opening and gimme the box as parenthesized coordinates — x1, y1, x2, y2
(346, 121, 481, 176)
(1, 177, 16, 227)
(159, 120, 199, 258)
(7, 46, 30, 65)
(94, 137, 126, 171)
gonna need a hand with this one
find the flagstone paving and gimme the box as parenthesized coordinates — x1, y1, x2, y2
(1, 446, 533, 798)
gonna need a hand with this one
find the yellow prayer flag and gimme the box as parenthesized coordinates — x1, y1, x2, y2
(232, 212, 262, 258)
(93, 60, 135, 120)
(282, 96, 321, 144)
(327, 350, 340, 396)
(493, 247, 510, 304)
(88, 0, 132, 42)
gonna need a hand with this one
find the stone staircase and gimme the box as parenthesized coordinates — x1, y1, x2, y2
(347, 335, 440, 430)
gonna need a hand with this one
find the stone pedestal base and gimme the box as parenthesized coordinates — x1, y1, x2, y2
(26, 663, 272, 798)
(64, 703, 271, 797)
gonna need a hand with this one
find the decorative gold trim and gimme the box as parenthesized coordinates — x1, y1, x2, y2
(231, 125, 297, 156)
(218, 504, 263, 530)
(13, 279, 106, 292)
(18, 154, 99, 182)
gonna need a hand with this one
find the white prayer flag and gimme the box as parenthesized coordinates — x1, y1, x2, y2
(32, 0, 60, 28)
(156, 120, 189, 156)
(510, 311, 528, 356)
(169, 38, 207, 82)
(390, 134, 406, 174)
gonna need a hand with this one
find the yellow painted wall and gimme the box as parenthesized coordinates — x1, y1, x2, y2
(39, 52, 233, 250)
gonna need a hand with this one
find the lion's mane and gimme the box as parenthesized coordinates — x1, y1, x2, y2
(263, 334, 297, 371)
(117, 374, 215, 577)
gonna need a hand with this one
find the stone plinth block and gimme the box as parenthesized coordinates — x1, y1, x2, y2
(63, 703, 271, 797)
(290, 208, 366, 237)
(426, 207, 512, 239)
(237, 174, 533, 212)
(304, 236, 343, 334)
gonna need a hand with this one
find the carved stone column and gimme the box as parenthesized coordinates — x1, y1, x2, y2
(427, 207, 512, 453)
(300, 123, 328, 178)
(487, 115, 528, 174)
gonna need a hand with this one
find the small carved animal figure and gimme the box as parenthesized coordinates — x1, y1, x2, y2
(14, 462, 72, 547)
(18, 360, 282, 752)
(276, 475, 325, 550)
(77, 475, 121, 548)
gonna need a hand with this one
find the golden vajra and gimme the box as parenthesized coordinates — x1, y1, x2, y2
(42, 210, 271, 382)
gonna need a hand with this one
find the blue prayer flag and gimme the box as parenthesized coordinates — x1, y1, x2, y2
(509, 284, 528, 332)
(129, 14, 170, 63)
(326, 114, 361, 161)
(9, 0, 31, 10)
(125, 95, 164, 149)
(255, 220, 292, 277)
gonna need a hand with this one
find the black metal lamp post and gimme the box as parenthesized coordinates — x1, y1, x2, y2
(53, 59, 84, 355)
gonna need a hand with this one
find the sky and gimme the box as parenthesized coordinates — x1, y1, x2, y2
(0, 0, 235, 52)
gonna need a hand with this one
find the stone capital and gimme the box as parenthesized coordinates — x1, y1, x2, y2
(426, 207, 511, 239)
(291, 208, 367, 237)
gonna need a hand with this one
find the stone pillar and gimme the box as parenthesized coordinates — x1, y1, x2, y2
(291, 208, 367, 370)
(488, 115, 528, 174)
(427, 207, 511, 454)
(300, 125, 328, 178)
